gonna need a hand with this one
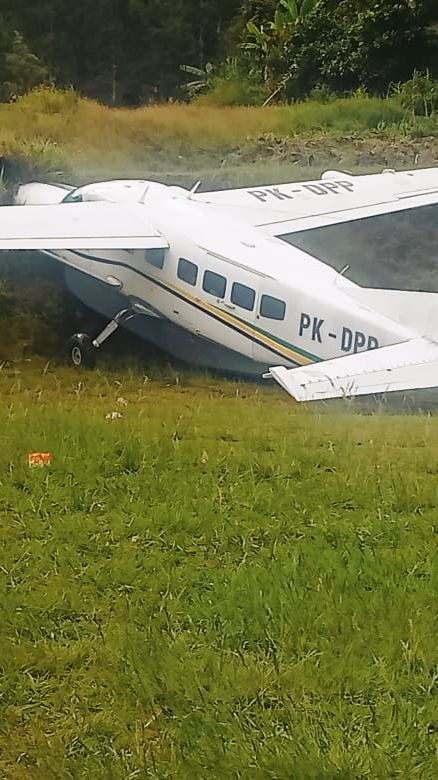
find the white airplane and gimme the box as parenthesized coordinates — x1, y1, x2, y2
(3, 167, 438, 402)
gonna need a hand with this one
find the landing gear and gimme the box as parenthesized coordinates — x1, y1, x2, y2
(66, 334, 96, 368)
(66, 308, 135, 368)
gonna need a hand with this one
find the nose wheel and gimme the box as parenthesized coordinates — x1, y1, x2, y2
(66, 334, 96, 368)
(66, 308, 136, 368)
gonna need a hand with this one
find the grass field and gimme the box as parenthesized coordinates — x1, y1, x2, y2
(0, 95, 438, 776)
(0, 361, 437, 778)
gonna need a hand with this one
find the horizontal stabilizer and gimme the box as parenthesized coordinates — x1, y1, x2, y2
(269, 337, 438, 401)
(0, 202, 168, 250)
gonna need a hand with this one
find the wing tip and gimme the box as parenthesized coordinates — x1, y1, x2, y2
(268, 365, 309, 402)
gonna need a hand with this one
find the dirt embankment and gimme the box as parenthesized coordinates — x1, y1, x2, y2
(224, 135, 438, 172)
(3, 136, 438, 192)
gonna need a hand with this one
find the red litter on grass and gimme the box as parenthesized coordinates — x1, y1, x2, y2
(28, 452, 52, 468)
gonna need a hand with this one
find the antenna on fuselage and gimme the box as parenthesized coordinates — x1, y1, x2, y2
(334, 264, 350, 286)
(138, 185, 150, 204)
(188, 181, 202, 199)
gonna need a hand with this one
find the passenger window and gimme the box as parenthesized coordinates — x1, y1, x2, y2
(145, 248, 165, 269)
(203, 270, 226, 298)
(177, 257, 198, 285)
(260, 294, 286, 320)
(231, 282, 255, 311)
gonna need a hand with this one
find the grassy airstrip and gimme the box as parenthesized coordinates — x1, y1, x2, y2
(0, 361, 437, 778)
(1, 88, 438, 777)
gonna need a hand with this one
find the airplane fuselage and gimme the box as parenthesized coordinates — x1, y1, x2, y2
(17, 178, 417, 375)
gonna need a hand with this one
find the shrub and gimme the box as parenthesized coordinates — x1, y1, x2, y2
(395, 71, 438, 117)
(196, 77, 267, 107)
(195, 58, 267, 107)
(13, 86, 80, 115)
(285, 94, 409, 134)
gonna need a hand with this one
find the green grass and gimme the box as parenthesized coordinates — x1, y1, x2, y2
(0, 361, 437, 778)
(0, 121, 437, 775)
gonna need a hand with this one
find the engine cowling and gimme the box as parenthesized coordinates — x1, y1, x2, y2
(15, 182, 73, 205)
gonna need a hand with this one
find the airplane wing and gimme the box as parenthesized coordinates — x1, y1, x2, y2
(268, 337, 438, 401)
(0, 202, 168, 250)
(196, 168, 438, 232)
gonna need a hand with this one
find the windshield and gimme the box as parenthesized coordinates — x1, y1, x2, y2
(277, 203, 438, 292)
(62, 190, 83, 203)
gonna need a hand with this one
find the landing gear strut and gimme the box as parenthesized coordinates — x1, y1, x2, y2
(66, 333, 96, 368)
(66, 308, 135, 368)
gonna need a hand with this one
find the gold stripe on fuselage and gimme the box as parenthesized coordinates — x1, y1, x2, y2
(161, 277, 315, 366)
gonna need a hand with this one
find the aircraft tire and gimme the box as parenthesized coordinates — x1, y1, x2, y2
(66, 334, 96, 369)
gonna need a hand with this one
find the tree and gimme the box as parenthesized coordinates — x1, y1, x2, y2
(241, 0, 319, 89)
(285, 0, 438, 98)
(0, 0, 242, 104)
(0, 30, 48, 100)
(2, 30, 48, 100)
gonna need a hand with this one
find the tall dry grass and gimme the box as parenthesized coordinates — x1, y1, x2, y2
(0, 88, 438, 186)
(0, 87, 436, 178)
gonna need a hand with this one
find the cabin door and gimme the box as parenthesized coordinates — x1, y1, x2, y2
(202, 257, 260, 361)
(251, 279, 296, 367)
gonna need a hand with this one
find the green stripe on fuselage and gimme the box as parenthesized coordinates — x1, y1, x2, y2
(232, 311, 322, 363)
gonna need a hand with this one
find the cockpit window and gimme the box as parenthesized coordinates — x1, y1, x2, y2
(62, 190, 83, 203)
(145, 248, 165, 269)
